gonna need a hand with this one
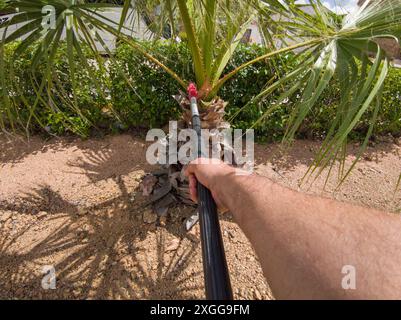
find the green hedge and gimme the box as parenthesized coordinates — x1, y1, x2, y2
(109, 41, 192, 129)
(2, 40, 401, 140)
(109, 41, 297, 138)
(2, 42, 110, 136)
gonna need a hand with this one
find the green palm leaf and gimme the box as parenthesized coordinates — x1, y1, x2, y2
(240, 0, 401, 184)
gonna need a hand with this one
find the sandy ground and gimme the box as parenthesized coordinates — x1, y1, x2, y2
(0, 132, 400, 300)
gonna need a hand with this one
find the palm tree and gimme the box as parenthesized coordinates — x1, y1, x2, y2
(1, 0, 401, 185)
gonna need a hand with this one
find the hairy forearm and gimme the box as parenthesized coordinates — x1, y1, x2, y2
(216, 173, 401, 299)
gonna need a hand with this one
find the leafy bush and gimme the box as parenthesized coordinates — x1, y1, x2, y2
(377, 67, 401, 136)
(109, 40, 192, 129)
(2, 41, 110, 136)
(295, 67, 401, 141)
(2, 40, 401, 141)
(219, 46, 297, 141)
(110, 41, 296, 139)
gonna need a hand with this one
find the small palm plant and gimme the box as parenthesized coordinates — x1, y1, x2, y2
(1, 0, 401, 185)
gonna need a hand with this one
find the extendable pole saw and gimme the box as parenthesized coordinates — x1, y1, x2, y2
(188, 83, 233, 300)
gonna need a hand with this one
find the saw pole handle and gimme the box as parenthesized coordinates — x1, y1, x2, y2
(189, 86, 233, 300)
(196, 181, 233, 300)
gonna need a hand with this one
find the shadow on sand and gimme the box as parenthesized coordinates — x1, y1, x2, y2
(0, 133, 205, 299)
(1, 133, 399, 299)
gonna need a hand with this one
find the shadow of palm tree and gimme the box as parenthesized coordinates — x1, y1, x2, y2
(0, 179, 203, 299)
(132, 231, 203, 299)
(65, 135, 153, 183)
(0, 132, 240, 299)
(0, 133, 76, 166)
(254, 139, 399, 173)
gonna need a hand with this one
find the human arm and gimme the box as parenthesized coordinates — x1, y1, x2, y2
(185, 158, 401, 299)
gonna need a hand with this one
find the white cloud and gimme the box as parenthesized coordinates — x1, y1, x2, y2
(322, 0, 359, 14)
(296, 0, 359, 14)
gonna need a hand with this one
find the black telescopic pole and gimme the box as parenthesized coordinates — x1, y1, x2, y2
(188, 83, 233, 300)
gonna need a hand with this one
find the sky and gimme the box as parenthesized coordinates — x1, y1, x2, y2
(296, 0, 359, 14)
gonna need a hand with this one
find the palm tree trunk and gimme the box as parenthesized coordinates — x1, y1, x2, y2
(139, 92, 235, 224)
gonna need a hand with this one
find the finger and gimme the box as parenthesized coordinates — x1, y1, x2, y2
(188, 174, 198, 203)
(184, 163, 194, 178)
(185, 157, 222, 179)
(184, 161, 196, 178)
(184, 158, 203, 178)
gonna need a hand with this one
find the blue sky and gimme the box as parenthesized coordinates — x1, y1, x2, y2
(297, 0, 359, 14)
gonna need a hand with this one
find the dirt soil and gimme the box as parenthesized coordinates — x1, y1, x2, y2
(0, 133, 400, 300)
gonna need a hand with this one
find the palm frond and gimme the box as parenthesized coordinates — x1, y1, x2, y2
(243, 0, 401, 184)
